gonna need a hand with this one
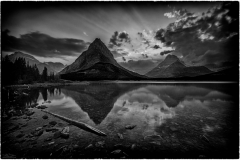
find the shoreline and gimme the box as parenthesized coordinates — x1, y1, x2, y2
(4, 80, 237, 89)
(4, 81, 91, 89)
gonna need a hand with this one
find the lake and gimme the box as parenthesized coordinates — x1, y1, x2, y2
(2, 82, 239, 158)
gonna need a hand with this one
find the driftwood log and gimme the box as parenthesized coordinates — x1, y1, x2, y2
(42, 110, 107, 136)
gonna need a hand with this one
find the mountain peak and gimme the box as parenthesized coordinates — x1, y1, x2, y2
(93, 38, 102, 42)
(90, 38, 105, 47)
(87, 38, 112, 55)
(165, 54, 179, 61)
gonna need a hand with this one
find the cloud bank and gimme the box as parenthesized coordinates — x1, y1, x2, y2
(2, 30, 90, 58)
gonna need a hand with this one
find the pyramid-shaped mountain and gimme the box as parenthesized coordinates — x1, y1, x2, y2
(59, 38, 146, 80)
(146, 54, 212, 78)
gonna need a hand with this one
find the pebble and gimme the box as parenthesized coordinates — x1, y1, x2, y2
(95, 141, 105, 148)
(48, 142, 55, 145)
(36, 127, 43, 131)
(26, 111, 34, 116)
(117, 133, 123, 139)
(32, 129, 44, 136)
(111, 149, 122, 154)
(46, 128, 59, 132)
(61, 126, 70, 139)
(125, 125, 136, 130)
(131, 144, 137, 150)
(42, 115, 48, 119)
(85, 144, 93, 150)
(111, 149, 123, 157)
(49, 121, 57, 126)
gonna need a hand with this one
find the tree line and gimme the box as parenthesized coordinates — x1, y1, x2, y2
(2, 55, 57, 85)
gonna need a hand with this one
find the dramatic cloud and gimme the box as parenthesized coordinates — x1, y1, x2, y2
(2, 30, 90, 58)
(164, 8, 195, 20)
(155, 29, 166, 44)
(160, 50, 174, 56)
(137, 30, 156, 48)
(109, 31, 131, 48)
(152, 45, 161, 49)
(119, 59, 160, 75)
(164, 12, 176, 19)
(156, 2, 238, 65)
(118, 32, 131, 43)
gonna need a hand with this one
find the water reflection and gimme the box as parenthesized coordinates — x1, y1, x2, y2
(34, 84, 234, 130)
(104, 86, 176, 134)
(2, 83, 237, 158)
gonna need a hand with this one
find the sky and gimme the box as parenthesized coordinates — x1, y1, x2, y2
(2, 2, 238, 74)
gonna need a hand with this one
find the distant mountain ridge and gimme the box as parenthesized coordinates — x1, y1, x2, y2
(8, 51, 65, 74)
(205, 61, 233, 72)
(59, 38, 146, 80)
(8, 51, 39, 65)
(146, 54, 212, 78)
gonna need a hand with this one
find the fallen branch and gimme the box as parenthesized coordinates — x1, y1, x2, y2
(42, 110, 107, 136)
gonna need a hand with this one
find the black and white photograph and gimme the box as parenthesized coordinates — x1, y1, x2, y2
(1, 1, 239, 159)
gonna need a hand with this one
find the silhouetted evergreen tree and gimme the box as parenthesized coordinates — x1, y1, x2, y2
(33, 64, 40, 81)
(42, 67, 48, 81)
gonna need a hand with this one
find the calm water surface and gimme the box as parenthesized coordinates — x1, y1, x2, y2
(3, 83, 238, 158)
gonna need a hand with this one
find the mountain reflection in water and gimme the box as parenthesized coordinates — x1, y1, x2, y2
(35, 83, 234, 136)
